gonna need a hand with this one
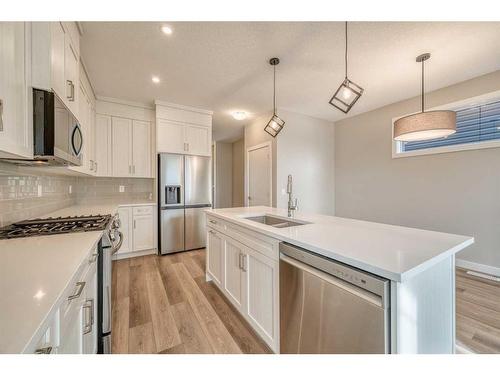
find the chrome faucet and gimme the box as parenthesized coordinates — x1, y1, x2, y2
(286, 174, 298, 218)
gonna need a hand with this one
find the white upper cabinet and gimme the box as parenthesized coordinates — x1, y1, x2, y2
(132, 120, 151, 178)
(156, 101, 212, 156)
(32, 22, 80, 119)
(157, 119, 185, 154)
(111, 117, 133, 177)
(111, 116, 152, 178)
(0, 22, 33, 159)
(94, 114, 112, 176)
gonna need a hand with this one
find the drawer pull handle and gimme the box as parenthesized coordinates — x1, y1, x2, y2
(209, 220, 217, 224)
(35, 346, 52, 354)
(209, 230, 216, 235)
(89, 253, 98, 264)
(68, 281, 85, 300)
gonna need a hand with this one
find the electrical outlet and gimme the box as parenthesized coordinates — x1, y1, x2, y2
(37, 185, 43, 197)
(281, 188, 286, 195)
(119, 185, 125, 193)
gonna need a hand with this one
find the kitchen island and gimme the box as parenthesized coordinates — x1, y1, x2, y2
(204, 206, 474, 354)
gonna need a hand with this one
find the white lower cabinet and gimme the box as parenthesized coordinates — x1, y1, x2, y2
(115, 205, 156, 258)
(206, 217, 280, 352)
(223, 237, 245, 310)
(58, 247, 98, 354)
(207, 229, 224, 288)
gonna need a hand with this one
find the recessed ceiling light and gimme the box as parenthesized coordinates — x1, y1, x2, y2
(232, 111, 247, 120)
(161, 25, 173, 35)
(152, 76, 160, 84)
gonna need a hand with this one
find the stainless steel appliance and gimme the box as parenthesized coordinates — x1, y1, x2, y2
(158, 153, 211, 254)
(0, 88, 83, 166)
(98, 214, 123, 354)
(279, 242, 390, 354)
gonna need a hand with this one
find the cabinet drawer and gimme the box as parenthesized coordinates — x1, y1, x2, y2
(206, 215, 226, 231)
(225, 222, 279, 260)
(133, 205, 154, 216)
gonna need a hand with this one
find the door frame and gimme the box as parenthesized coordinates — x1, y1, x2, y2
(245, 141, 272, 207)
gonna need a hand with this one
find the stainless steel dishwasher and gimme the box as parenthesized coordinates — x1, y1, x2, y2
(279, 242, 391, 354)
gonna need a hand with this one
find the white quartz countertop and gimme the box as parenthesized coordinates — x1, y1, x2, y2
(0, 199, 155, 353)
(206, 206, 474, 282)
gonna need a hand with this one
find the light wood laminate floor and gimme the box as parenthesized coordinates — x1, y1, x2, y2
(111, 249, 271, 354)
(111, 251, 499, 354)
(456, 267, 500, 354)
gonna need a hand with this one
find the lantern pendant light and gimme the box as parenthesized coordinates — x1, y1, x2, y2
(393, 53, 456, 142)
(329, 22, 364, 113)
(264, 57, 285, 137)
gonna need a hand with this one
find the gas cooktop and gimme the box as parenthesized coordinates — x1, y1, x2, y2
(0, 215, 112, 240)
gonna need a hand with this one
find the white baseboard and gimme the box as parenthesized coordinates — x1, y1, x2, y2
(456, 258, 500, 277)
(112, 248, 157, 260)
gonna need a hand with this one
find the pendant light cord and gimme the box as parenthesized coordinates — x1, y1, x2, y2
(421, 57, 425, 112)
(273, 64, 276, 115)
(345, 21, 348, 79)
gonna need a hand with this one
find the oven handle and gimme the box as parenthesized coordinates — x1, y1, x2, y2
(111, 231, 123, 254)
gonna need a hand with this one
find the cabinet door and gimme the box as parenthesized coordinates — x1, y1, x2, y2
(244, 248, 279, 351)
(186, 125, 210, 156)
(0, 22, 32, 159)
(207, 229, 224, 287)
(59, 283, 86, 354)
(156, 119, 185, 154)
(223, 237, 245, 311)
(82, 261, 97, 354)
(95, 114, 112, 176)
(132, 120, 151, 177)
(50, 22, 65, 99)
(64, 35, 79, 116)
(111, 117, 132, 177)
(133, 214, 154, 251)
(116, 207, 133, 255)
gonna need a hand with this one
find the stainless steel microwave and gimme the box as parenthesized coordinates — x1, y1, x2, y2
(31, 88, 83, 166)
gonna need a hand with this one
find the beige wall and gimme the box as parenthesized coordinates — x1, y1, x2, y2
(276, 110, 335, 215)
(214, 142, 233, 208)
(334, 70, 500, 270)
(244, 111, 277, 206)
(232, 139, 245, 207)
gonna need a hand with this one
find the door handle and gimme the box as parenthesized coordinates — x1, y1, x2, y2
(133, 219, 136, 229)
(83, 298, 94, 334)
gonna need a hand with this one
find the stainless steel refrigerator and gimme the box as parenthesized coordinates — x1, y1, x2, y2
(158, 153, 211, 255)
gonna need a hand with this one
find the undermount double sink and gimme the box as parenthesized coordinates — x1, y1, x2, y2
(244, 214, 310, 228)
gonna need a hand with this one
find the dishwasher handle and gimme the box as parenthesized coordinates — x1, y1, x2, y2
(280, 253, 386, 308)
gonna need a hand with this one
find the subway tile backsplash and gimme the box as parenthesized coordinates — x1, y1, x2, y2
(0, 162, 155, 227)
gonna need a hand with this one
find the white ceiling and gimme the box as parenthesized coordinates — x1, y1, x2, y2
(80, 22, 500, 142)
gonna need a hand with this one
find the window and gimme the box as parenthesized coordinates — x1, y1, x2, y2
(393, 93, 500, 157)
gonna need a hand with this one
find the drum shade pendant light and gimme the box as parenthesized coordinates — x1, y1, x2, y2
(264, 58, 285, 137)
(329, 22, 364, 113)
(394, 53, 456, 142)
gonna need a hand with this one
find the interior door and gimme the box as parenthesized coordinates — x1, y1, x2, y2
(132, 120, 151, 177)
(185, 155, 211, 206)
(111, 117, 132, 177)
(247, 144, 271, 206)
